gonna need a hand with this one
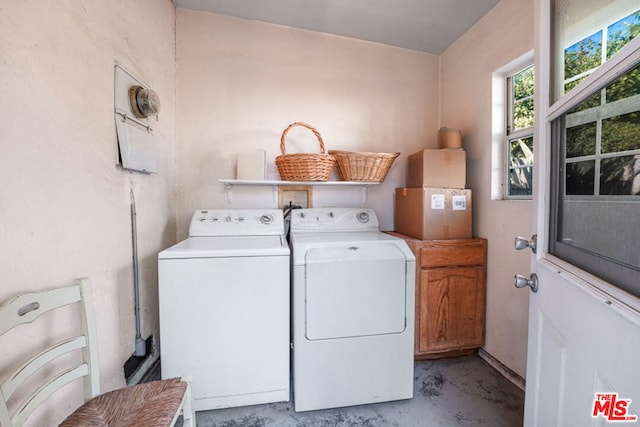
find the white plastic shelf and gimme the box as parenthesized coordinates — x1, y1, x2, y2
(219, 179, 379, 203)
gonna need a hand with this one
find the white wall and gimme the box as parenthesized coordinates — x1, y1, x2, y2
(440, 0, 534, 378)
(0, 1, 176, 424)
(175, 10, 441, 236)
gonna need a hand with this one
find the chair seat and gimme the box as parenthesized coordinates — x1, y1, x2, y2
(60, 378, 187, 427)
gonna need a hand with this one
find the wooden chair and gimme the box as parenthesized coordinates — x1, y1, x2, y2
(0, 278, 196, 426)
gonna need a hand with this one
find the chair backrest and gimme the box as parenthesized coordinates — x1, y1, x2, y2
(0, 278, 101, 427)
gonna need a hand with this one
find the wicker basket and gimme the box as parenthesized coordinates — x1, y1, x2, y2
(328, 150, 400, 182)
(276, 122, 336, 181)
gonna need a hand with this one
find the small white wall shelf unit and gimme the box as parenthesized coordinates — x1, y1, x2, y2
(219, 179, 379, 203)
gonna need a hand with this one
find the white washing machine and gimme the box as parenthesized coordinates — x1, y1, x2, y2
(289, 208, 416, 412)
(158, 209, 290, 411)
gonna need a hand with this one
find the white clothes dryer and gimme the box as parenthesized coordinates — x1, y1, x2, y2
(158, 209, 290, 411)
(289, 208, 416, 412)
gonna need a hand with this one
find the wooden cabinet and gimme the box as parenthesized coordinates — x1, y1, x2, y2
(388, 234, 487, 360)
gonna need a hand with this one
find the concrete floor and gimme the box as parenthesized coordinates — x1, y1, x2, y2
(192, 355, 525, 426)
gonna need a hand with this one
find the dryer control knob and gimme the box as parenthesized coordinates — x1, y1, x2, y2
(356, 211, 370, 223)
(260, 214, 274, 224)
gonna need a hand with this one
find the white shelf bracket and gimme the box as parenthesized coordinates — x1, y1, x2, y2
(224, 183, 233, 203)
(223, 182, 279, 203)
(361, 186, 368, 203)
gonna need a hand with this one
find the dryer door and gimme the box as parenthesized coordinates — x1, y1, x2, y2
(305, 243, 407, 340)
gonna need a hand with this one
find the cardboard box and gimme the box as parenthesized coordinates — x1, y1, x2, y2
(407, 149, 466, 188)
(394, 188, 472, 240)
(438, 127, 463, 149)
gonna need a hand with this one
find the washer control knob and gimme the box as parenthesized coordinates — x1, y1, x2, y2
(356, 211, 370, 223)
(260, 214, 274, 225)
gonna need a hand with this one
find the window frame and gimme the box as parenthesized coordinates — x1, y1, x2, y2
(547, 35, 640, 298)
(491, 51, 536, 201)
(505, 64, 535, 200)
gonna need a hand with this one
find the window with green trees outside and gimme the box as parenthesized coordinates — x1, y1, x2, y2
(550, 6, 640, 296)
(507, 65, 534, 198)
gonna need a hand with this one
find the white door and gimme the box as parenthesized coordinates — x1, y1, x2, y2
(523, 261, 640, 426)
(523, 2, 640, 425)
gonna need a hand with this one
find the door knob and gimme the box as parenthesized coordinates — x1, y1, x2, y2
(514, 273, 539, 293)
(514, 235, 537, 253)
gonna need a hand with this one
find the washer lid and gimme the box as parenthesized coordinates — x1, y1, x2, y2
(158, 235, 289, 259)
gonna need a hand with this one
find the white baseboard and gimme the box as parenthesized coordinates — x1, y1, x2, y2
(478, 348, 526, 392)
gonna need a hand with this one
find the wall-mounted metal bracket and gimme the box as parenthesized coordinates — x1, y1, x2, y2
(115, 111, 154, 132)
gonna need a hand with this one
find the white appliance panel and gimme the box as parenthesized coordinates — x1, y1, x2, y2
(289, 208, 379, 233)
(305, 244, 407, 340)
(159, 255, 290, 410)
(189, 209, 284, 236)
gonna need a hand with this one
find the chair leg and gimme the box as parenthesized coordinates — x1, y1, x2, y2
(180, 376, 196, 427)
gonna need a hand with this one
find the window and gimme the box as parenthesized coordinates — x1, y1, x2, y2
(506, 65, 535, 198)
(554, 6, 640, 102)
(549, 5, 640, 297)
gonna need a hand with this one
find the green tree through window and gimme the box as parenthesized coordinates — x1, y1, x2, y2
(563, 9, 640, 197)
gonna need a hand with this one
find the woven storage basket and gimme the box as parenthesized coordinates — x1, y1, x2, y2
(328, 150, 400, 182)
(276, 122, 336, 181)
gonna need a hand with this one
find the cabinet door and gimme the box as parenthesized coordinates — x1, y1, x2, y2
(419, 266, 485, 353)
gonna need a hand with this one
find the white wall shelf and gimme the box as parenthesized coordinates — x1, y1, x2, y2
(219, 179, 379, 203)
